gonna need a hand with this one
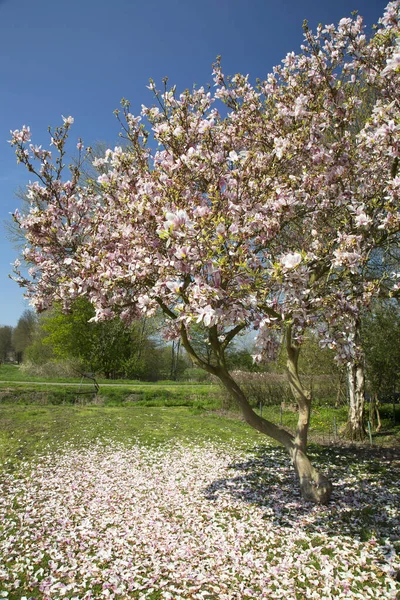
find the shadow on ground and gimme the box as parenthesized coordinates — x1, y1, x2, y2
(204, 443, 400, 545)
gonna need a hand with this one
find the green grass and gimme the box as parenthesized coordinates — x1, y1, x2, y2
(0, 405, 260, 469)
(0, 401, 398, 475)
(0, 401, 353, 468)
(0, 381, 221, 412)
(258, 404, 349, 434)
(1, 363, 399, 446)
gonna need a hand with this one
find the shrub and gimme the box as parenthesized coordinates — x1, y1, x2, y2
(218, 371, 292, 410)
(20, 359, 84, 379)
(179, 367, 212, 383)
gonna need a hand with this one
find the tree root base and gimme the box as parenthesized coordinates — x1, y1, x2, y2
(300, 473, 333, 504)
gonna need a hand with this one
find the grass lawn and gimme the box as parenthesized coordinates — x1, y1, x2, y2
(0, 404, 399, 599)
(2, 364, 399, 443)
(0, 405, 256, 466)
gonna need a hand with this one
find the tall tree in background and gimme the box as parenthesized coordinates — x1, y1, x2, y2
(9, 3, 400, 502)
(0, 326, 13, 363)
(362, 301, 400, 428)
(31, 299, 163, 379)
(12, 310, 37, 363)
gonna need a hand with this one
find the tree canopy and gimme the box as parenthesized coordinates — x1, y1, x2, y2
(9, 1, 400, 502)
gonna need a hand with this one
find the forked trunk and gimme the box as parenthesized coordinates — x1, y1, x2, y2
(216, 366, 332, 504)
(369, 392, 382, 432)
(374, 393, 382, 432)
(178, 322, 332, 504)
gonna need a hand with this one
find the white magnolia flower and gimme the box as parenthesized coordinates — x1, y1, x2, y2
(61, 115, 74, 125)
(280, 252, 302, 269)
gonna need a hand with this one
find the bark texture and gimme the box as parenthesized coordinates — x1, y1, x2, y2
(285, 327, 332, 503)
(344, 360, 366, 441)
(290, 447, 332, 504)
(343, 318, 366, 441)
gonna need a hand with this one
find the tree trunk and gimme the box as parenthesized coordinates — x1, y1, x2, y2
(375, 399, 382, 433)
(170, 339, 181, 381)
(284, 328, 332, 502)
(216, 367, 332, 504)
(289, 446, 332, 504)
(177, 321, 332, 504)
(286, 333, 311, 454)
(343, 317, 366, 441)
(370, 392, 381, 432)
(344, 360, 366, 441)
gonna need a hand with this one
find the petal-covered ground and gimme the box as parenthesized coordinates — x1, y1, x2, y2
(0, 441, 399, 599)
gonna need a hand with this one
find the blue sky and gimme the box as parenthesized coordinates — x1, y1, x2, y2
(0, 0, 389, 326)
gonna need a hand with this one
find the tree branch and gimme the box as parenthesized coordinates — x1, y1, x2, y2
(155, 297, 178, 320)
(180, 324, 218, 375)
(221, 323, 246, 350)
(391, 156, 399, 179)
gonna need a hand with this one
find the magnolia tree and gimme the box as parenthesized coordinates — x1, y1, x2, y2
(10, 2, 400, 503)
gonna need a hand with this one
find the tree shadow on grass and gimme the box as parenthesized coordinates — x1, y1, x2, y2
(203, 443, 400, 545)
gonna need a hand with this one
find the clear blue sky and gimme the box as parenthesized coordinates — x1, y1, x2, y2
(0, 0, 388, 326)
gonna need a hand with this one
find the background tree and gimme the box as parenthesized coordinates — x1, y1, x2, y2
(362, 301, 400, 428)
(0, 325, 13, 363)
(12, 309, 37, 363)
(27, 299, 165, 379)
(169, 338, 181, 380)
(226, 345, 263, 373)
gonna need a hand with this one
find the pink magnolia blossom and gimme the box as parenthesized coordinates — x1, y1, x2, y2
(9, 125, 31, 144)
(196, 305, 218, 327)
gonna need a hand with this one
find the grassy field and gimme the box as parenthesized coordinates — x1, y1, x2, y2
(0, 405, 257, 468)
(0, 363, 221, 413)
(1, 361, 400, 447)
(0, 404, 399, 599)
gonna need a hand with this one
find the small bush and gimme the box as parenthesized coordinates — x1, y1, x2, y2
(20, 359, 84, 379)
(218, 371, 292, 410)
(180, 368, 211, 383)
(0, 388, 79, 405)
(218, 371, 339, 410)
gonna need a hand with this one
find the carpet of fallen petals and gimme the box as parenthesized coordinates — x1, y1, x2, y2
(0, 440, 399, 599)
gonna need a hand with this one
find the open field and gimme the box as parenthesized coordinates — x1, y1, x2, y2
(1, 374, 400, 447)
(0, 405, 399, 599)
